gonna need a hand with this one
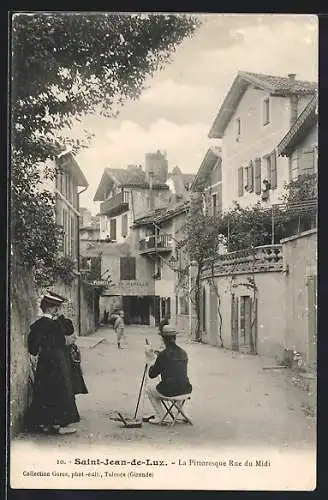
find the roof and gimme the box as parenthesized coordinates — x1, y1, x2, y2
(277, 94, 318, 157)
(93, 167, 169, 201)
(191, 146, 222, 191)
(133, 201, 190, 227)
(208, 71, 318, 139)
(181, 173, 195, 188)
(56, 151, 88, 187)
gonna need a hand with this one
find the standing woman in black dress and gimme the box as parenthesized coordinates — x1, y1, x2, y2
(27, 292, 80, 435)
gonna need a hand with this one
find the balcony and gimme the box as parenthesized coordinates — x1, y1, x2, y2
(139, 234, 173, 255)
(100, 191, 129, 217)
(203, 244, 283, 277)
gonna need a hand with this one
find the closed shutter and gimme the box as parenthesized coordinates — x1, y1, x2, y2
(63, 210, 68, 255)
(217, 183, 222, 214)
(248, 161, 254, 192)
(238, 167, 244, 197)
(67, 214, 72, 256)
(71, 214, 75, 259)
(110, 218, 117, 240)
(299, 148, 315, 176)
(120, 257, 136, 280)
(271, 150, 277, 189)
(254, 158, 262, 194)
(121, 214, 128, 237)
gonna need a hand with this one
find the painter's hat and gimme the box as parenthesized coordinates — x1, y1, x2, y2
(159, 325, 178, 337)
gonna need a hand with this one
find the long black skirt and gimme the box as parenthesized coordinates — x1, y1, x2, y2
(26, 348, 80, 428)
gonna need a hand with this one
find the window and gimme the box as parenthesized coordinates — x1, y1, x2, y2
(299, 148, 316, 177)
(238, 166, 244, 197)
(110, 218, 117, 241)
(120, 257, 136, 280)
(263, 98, 270, 125)
(121, 213, 128, 237)
(236, 118, 241, 140)
(254, 158, 262, 194)
(175, 295, 179, 315)
(212, 194, 217, 215)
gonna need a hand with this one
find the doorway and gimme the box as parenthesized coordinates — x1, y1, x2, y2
(122, 296, 150, 325)
(231, 294, 257, 353)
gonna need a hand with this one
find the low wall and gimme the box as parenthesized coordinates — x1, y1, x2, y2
(201, 271, 285, 359)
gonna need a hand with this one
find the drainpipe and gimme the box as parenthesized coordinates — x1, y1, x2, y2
(77, 185, 88, 336)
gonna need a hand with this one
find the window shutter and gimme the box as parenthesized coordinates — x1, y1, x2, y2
(254, 158, 261, 194)
(110, 219, 117, 240)
(120, 257, 136, 280)
(217, 183, 222, 214)
(248, 161, 254, 192)
(271, 150, 277, 189)
(121, 214, 128, 237)
(238, 167, 244, 197)
(71, 215, 75, 259)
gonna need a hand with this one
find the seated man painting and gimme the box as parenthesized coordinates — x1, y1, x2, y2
(145, 325, 192, 425)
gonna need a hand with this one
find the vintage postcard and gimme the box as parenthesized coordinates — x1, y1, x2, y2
(9, 12, 317, 491)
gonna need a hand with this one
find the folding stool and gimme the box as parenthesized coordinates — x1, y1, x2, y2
(159, 394, 193, 426)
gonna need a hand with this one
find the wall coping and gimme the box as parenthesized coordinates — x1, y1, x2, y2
(281, 228, 317, 244)
(203, 269, 283, 280)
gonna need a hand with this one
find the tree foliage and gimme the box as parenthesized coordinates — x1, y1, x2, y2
(180, 194, 224, 341)
(11, 13, 200, 280)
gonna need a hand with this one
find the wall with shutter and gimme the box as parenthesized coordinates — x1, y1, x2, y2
(218, 84, 304, 210)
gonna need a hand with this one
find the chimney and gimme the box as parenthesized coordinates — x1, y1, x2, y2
(145, 151, 168, 183)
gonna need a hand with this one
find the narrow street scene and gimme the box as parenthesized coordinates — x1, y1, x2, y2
(14, 325, 316, 449)
(10, 12, 317, 492)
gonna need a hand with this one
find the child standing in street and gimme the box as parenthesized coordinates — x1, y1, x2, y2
(114, 310, 126, 349)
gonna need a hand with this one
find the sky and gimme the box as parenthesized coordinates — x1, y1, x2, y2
(74, 14, 318, 214)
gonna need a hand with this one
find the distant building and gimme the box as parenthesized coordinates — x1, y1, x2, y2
(277, 93, 318, 181)
(133, 201, 193, 332)
(52, 151, 89, 334)
(191, 146, 222, 215)
(79, 208, 100, 253)
(208, 71, 317, 209)
(91, 152, 194, 326)
(93, 151, 171, 242)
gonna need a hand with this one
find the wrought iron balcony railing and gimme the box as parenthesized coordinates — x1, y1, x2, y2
(100, 191, 129, 217)
(139, 234, 173, 254)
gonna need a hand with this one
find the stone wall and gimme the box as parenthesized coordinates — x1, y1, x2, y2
(10, 260, 38, 436)
(282, 229, 317, 367)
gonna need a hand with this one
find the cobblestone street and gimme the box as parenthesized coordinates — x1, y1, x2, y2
(14, 325, 316, 451)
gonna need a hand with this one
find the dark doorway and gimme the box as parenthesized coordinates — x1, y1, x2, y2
(122, 296, 150, 325)
(153, 296, 161, 326)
